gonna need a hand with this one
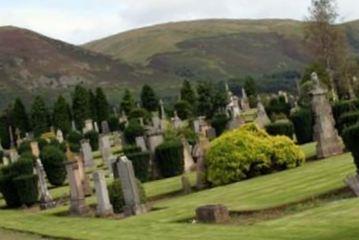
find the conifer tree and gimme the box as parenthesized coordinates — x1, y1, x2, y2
(72, 85, 90, 129)
(196, 82, 213, 118)
(88, 89, 98, 121)
(120, 89, 135, 115)
(140, 84, 159, 112)
(180, 80, 197, 104)
(31, 96, 49, 137)
(12, 98, 30, 136)
(53, 95, 72, 135)
(96, 87, 110, 122)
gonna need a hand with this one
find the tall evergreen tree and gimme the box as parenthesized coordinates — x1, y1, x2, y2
(121, 89, 135, 115)
(88, 89, 98, 121)
(72, 85, 90, 129)
(244, 76, 257, 97)
(196, 82, 214, 118)
(180, 80, 197, 104)
(31, 96, 49, 137)
(12, 98, 30, 136)
(53, 95, 72, 135)
(95, 87, 110, 122)
(140, 85, 159, 112)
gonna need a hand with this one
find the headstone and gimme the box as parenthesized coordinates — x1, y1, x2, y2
(83, 119, 94, 133)
(159, 99, 167, 130)
(9, 148, 19, 163)
(345, 175, 359, 196)
(152, 113, 161, 130)
(101, 121, 110, 134)
(56, 129, 64, 143)
(147, 133, 164, 178)
(115, 156, 147, 216)
(81, 139, 94, 168)
(227, 116, 245, 130)
(99, 135, 113, 170)
(15, 128, 22, 147)
(205, 127, 217, 140)
(193, 119, 200, 134)
(135, 136, 147, 152)
(193, 135, 210, 190)
(241, 88, 250, 111)
(9, 126, 15, 148)
(2, 157, 9, 166)
(181, 175, 192, 195)
(76, 155, 92, 197)
(71, 121, 77, 131)
(172, 111, 182, 129)
(93, 171, 114, 216)
(112, 131, 123, 148)
(181, 138, 195, 172)
(255, 97, 271, 128)
(227, 95, 241, 118)
(196, 205, 230, 223)
(65, 149, 88, 215)
(310, 72, 344, 159)
(94, 121, 99, 133)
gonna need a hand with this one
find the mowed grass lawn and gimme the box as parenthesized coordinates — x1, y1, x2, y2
(0, 144, 358, 240)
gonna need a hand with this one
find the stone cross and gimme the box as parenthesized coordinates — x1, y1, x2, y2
(65, 148, 88, 215)
(310, 72, 344, 159)
(181, 137, 194, 173)
(56, 129, 64, 143)
(135, 136, 147, 152)
(93, 171, 114, 216)
(115, 156, 147, 216)
(81, 139, 94, 168)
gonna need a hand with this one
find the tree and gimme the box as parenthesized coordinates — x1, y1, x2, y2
(72, 85, 90, 130)
(174, 100, 192, 120)
(180, 80, 197, 105)
(95, 87, 110, 122)
(196, 82, 213, 118)
(244, 76, 257, 97)
(121, 89, 135, 115)
(305, 0, 349, 100)
(30, 96, 49, 137)
(12, 98, 30, 136)
(88, 89, 97, 121)
(53, 95, 72, 135)
(140, 85, 159, 112)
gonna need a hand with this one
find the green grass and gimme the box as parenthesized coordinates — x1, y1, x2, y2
(0, 143, 357, 240)
(0, 228, 50, 240)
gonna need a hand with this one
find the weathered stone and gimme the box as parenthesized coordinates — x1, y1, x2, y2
(94, 121, 99, 133)
(310, 72, 344, 159)
(35, 158, 56, 210)
(9, 148, 19, 163)
(181, 175, 192, 195)
(172, 111, 182, 129)
(81, 139, 94, 168)
(146, 133, 164, 178)
(83, 119, 94, 133)
(205, 127, 216, 140)
(76, 155, 92, 197)
(115, 156, 147, 216)
(101, 121, 110, 134)
(345, 175, 359, 197)
(227, 115, 245, 130)
(93, 171, 114, 217)
(135, 136, 147, 152)
(152, 113, 161, 130)
(99, 135, 113, 170)
(193, 135, 210, 190)
(196, 205, 230, 223)
(56, 129, 64, 143)
(241, 88, 250, 111)
(181, 137, 195, 173)
(9, 126, 15, 148)
(255, 98, 271, 128)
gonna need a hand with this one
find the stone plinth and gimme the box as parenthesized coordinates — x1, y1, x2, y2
(196, 205, 230, 223)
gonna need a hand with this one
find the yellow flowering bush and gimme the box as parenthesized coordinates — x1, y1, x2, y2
(205, 123, 305, 186)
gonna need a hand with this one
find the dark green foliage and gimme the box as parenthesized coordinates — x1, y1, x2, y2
(10, 155, 34, 176)
(13, 174, 38, 206)
(155, 139, 184, 178)
(332, 99, 359, 129)
(17, 141, 31, 155)
(12, 98, 30, 137)
(72, 85, 90, 130)
(180, 80, 197, 111)
(266, 120, 294, 139)
(127, 151, 150, 182)
(88, 89, 98, 121)
(84, 130, 99, 151)
(174, 100, 192, 120)
(211, 113, 230, 136)
(108, 179, 146, 213)
(129, 108, 150, 122)
(212, 87, 228, 113)
(67, 131, 83, 153)
(266, 96, 291, 118)
(121, 89, 135, 115)
(290, 108, 313, 144)
(53, 95, 72, 136)
(140, 85, 159, 112)
(40, 146, 67, 186)
(244, 76, 257, 97)
(339, 111, 359, 133)
(96, 87, 110, 122)
(0, 114, 11, 149)
(30, 96, 49, 137)
(123, 145, 142, 155)
(108, 115, 120, 132)
(0, 174, 21, 207)
(196, 82, 213, 118)
(343, 123, 359, 173)
(124, 120, 145, 144)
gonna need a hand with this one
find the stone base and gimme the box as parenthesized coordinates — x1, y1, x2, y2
(123, 204, 147, 217)
(96, 206, 114, 217)
(196, 205, 230, 223)
(40, 200, 56, 210)
(317, 139, 344, 159)
(69, 199, 89, 215)
(345, 175, 359, 196)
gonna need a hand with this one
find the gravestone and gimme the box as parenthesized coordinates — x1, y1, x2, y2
(83, 119, 94, 133)
(310, 72, 344, 159)
(159, 99, 167, 130)
(56, 129, 64, 143)
(181, 174, 192, 195)
(241, 88, 250, 111)
(147, 132, 164, 178)
(15, 128, 22, 147)
(152, 113, 161, 130)
(193, 119, 200, 134)
(196, 205, 230, 223)
(205, 127, 217, 140)
(181, 137, 195, 172)
(101, 121, 110, 134)
(99, 135, 113, 170)
(255, 98, 271, 128)
(31, 141, 55, 210)
(76, 155, 92, 197)
(65, 149, 88, 215)
(227, 95, 241, 118)
(93, 171, 114, 216)
(135, 136, 147, 152)
(9, 148, 19, 163)
(9, 126, 15, 148)
(94, 121, 99, 133)
(227, 115, 245, 130)
(81, 139, 94, 168)
(71, 121, 77, 131)
(193, 135, 210, 190)
(115, 156, 147, 216)
(345, 175, 359, 197)
(172, 111, 182, 129)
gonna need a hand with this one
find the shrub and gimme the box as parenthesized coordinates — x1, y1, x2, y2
(332, 99, 359, 126)
(67, 131, 83, 153)
(124, 120, 145, 144)
(338, 111, 359, 134)
(123, 145, 142, 155)
(266, 96, 291, 118)
(206, 124, 305, 186)
(343, 123, 359, 173)
(0, 173, 21, 207)
(155, 139, 184, 178)
(127, 151, 150, 182)
(17, 141, 31, 155)
(211, 113, 230, 136)
(84, 130, 99, 151)
(290, 108, 313, 144)
(174, 100, 192, 120)
(265, 120, 294, 139)
(40, 146, 67, 186)
(108, 115, 120, 132)
(129, 108, 150, 122)
(13, 174, 38, 206)
(108, 179, 146, 214)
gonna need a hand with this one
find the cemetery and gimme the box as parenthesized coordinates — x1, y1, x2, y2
(1, 1, 359, 239)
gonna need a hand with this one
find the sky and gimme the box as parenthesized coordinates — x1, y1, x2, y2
(0, 0, 358, 45)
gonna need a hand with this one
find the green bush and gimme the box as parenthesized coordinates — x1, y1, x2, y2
(266, 96, 291, 118)
(0, 174, 21, 207)
(67, 131, 83, 153)
(84, 130, 99, 151)
(123, 145, 142, 155)
(332, 99, 359, 126)
(108, 115, 120, 132)
(155, 139, 184, 178)
(290, 108, 313, 144)
(211, 113, 230, 136)
(343, 123, 359, 173)
(13, 174, 38, 206)
(174, 100, 192, 120)
(124, 120, 145, 144)
(338, 111, 359, 134)
(206, 124, 305, 186)
(17, 141, 31, 155)
(127, 151, 150, 182)
(108, 179, 146, 214)
(40, 146, 67, 186)
(265, 120, 294, 139)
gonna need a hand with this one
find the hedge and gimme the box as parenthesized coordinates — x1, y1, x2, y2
(84, 130, 99, 151)
(127, 151, 150, 182)
(343, 123, 359, 173)
(265, 120, 294, 139)
(290, 108, 313, 144)
(338, 111, 359, 134)
(108, 179, 146, 214)
(155, 139, 184, 178)
(40, 146, 67, 186)
(332, 99, 359, 128)
(0, 174, 21, 207)
(124, 120, 145, 144)
(67, 131, 83, 153)
(13, 174, 38, 206)
(206, 124, 305, 186)
(18, 141, 31, 155)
